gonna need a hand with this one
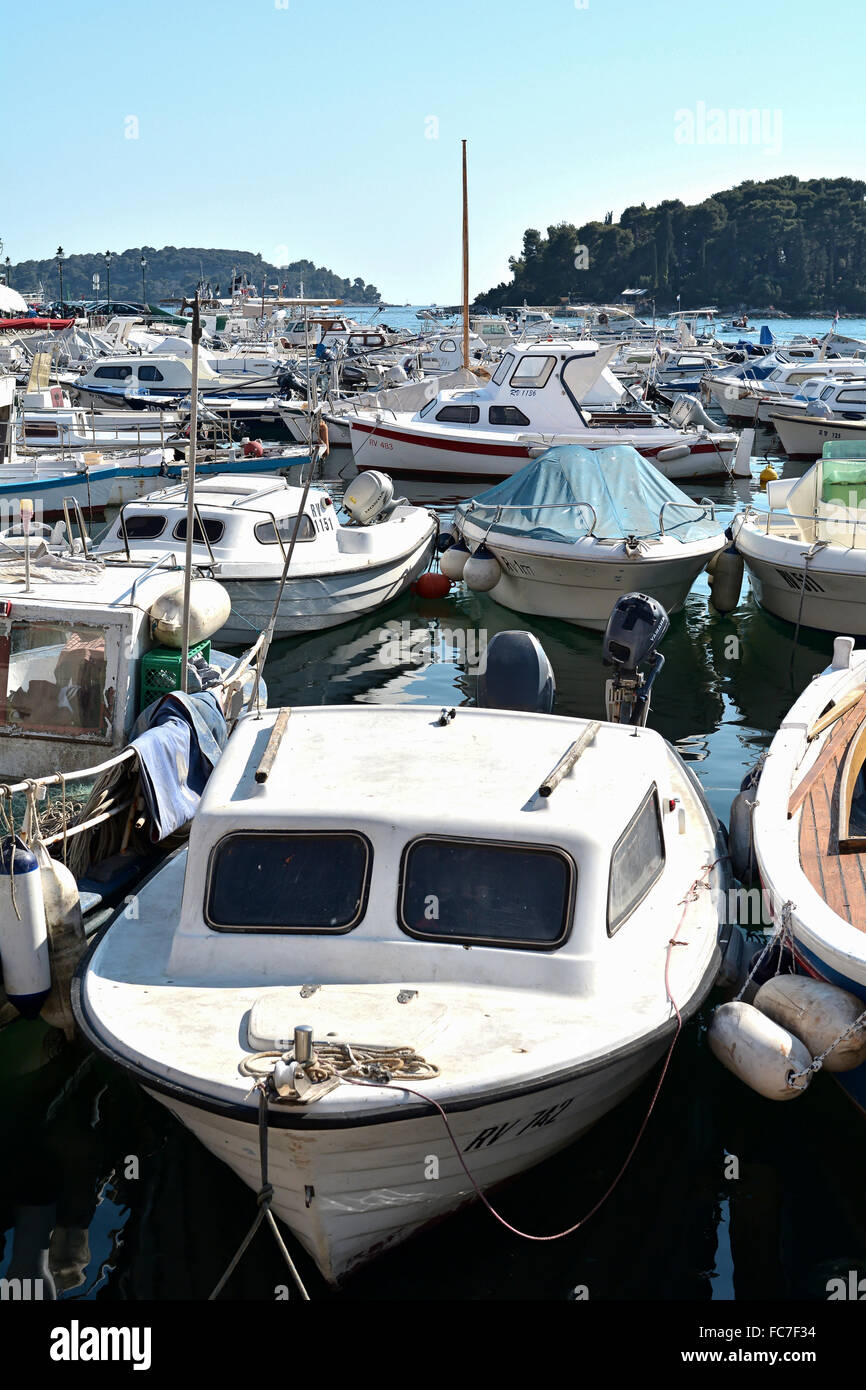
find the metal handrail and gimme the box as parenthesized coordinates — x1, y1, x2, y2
(110, 551, 183, 608)
(657, 499, 716, 536)
(61, 496, 91, 555)
(463, 498, 599, 537)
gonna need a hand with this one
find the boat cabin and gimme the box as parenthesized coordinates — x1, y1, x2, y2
(162, 703, 706, 996)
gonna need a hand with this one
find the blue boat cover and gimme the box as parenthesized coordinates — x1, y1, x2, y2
(759, 325, 774, 345)
(131, 690, 227, 841)
(456, 445, 720, 545)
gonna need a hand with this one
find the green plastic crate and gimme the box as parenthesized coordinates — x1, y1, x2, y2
(139, 640, 211, 711)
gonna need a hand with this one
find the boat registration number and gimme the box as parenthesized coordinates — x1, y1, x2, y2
(464, 1097, 575, 1151)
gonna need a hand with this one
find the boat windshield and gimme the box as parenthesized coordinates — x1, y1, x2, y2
(399, 836, 573, 948)
(206, 831, 371, 932)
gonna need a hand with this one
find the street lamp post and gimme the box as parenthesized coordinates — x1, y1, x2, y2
(57, 246, 64, 314)
(140, 255, 147, 309)
(104, 250, 112, 314)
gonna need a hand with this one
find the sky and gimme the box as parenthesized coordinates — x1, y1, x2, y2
(2, 0, 864, 303)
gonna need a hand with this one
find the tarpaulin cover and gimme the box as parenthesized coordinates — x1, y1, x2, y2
(131, 689, 227, 840)
(457, 444, 720, 544)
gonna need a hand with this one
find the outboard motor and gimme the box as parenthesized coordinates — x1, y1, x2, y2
(343, 470, 396, 525)
(476, 631, 555, 713)
(602, 593, 669, 726)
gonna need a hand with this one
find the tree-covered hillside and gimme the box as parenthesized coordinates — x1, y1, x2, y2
(481, 178, 866, 313)
(6, 246, 380, 305)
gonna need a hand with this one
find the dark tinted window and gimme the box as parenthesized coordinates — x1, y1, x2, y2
(607, 787, 665, 934)
(172, 516, 225, 544)
(207, 832, 371, 931)
(93, 365, 132, 380)
(488, 406, 530, 426)
(138, 364, 165, 382)
(435, 405, 479, 423)
(399, 837, 573, 948)
(254, 515, 315, 544)
(118, 513, 167, 540)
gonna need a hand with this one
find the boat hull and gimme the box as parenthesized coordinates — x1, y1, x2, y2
(150, 1036, 668, 1285)
(737, 527, 866, 634)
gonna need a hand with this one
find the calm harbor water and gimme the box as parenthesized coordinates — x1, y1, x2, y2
(1, 318, 865, 1303)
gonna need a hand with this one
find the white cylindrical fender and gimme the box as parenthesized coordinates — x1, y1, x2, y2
(37, 851, 85, 1039)
(0, 836, 51, 1019)
(708, 1000, 812, 1100)
(733, 427, 755, 478)
(149, 578, 232, 649)
(463, 543, 501, 593)
(708, 545, 744, 614)
(657, 443, 691, 463)
(440, 537, 470, 580)
(754, 976, 866, 1073)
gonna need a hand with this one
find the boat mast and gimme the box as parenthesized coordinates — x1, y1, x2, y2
(180, 290, 201, 692)
(462, 138, 469, 370)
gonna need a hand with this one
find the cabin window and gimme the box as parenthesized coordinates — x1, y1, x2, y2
(509, 355, 556, 389)
(488, 406, 531, 426)
(419, 398, 438, 418)
(137, 365, 165, 382)
(835, 389, 866, 405)
(172, 516, 225, 544)
(117, 513, 167, 540)
(0, 622, 110, 738)
(491, 353, 515, 386)
(206, 831, 372, 932)
(439, 339, 458, 353)
(93, 365, 132, 380)
(607, 786, 665, 935)
(254, 515, 315, 544)
(435, 405, 480, 424)
(398, 836, 574, 949)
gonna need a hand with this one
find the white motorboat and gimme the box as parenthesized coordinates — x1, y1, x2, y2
(348, 340, 744, 484)
(733, 446, 866, 634)
(770, 378, 866, 458)
(448, 444, 724, 629)
(92, 470, 437, 641)
(73, 353, 283, 408)
(705, 355, 866, 424)
(74, 614, 730, 1285)
(724, 635, 866, 1113)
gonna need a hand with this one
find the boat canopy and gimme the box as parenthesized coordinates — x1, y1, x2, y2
(457, 445, 720, 544)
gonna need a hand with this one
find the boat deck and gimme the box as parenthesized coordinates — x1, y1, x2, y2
(795, 695, 866, 931)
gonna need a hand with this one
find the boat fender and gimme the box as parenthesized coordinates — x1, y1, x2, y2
(412, 572, 452, 598)
(463, 543, 501, 592)
(657, 443, 691, 463)
(708, 1000, 812, 1099)
(708, 543, 743, 615)
(759, 462, 778, 489)
(440, 536, 470, 580)
(716, 927, 746, 993)
(728, 777, 757, 883)
(436, 523, 457, 553)
(34, 845, 85, 1040)
(0, 836, 51, 1019)
(149, 578, 232, 649)
(753, 976, 866, 1073)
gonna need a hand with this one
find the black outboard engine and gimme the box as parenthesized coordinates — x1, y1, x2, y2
(602, 593, 669, 726)
(476, 631, 555, 714)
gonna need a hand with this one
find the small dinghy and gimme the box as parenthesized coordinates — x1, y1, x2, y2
(92, 470, 437, 641)
(75, 599, 730, 1286)
(713, 635, 866, 1112)
(446, 445, 725, 629)
(733, 444, 866, 634)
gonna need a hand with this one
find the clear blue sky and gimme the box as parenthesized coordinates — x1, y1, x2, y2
(2, 0, 863, 302)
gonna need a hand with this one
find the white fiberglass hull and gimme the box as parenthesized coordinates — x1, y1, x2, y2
(349, 420, 736, 483)
(770, 410, 866, 460)
(152, 1040, 666, 1285)
(217, 532, 435, 642)
(704, 379, 760, 422)
(457, 527, 721, 629)
(736, 522, 866, 634)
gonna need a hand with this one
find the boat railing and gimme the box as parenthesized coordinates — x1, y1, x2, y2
(657, 499, 717, 535)
(110, 551, 184, 607)
(745, 501, 866, 545)
(61, 496, 91, 555)
(463, 499, 599, 537)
